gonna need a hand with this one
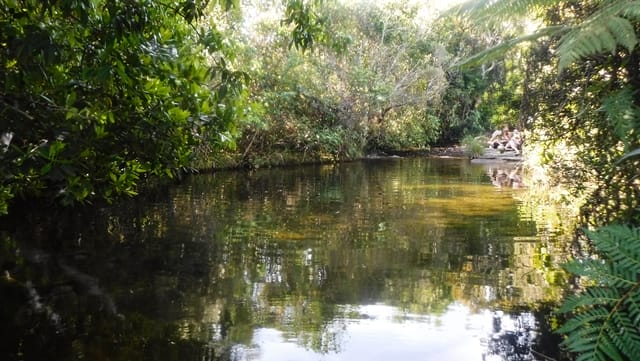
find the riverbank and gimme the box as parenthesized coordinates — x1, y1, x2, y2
(200, 146, 470, 171)
(371, 145, 525, 163)
(198, 145, 525, 174)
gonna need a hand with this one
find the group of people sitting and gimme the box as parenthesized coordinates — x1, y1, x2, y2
(487, 125, 522, 155)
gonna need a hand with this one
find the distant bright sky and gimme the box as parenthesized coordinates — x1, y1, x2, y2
(241, 0, 469, 35)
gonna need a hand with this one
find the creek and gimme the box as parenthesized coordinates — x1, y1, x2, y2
(0, 157, 569, 361)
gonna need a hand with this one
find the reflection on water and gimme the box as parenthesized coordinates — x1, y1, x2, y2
(487, 164, 525, 189)
(0, 158, 568, 361)
(238, 303, 539, 361)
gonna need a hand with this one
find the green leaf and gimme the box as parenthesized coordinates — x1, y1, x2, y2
(40, 163, 52, 176)
(48, 140, 66, 159)
(168, 107, 191, 123)
(558, 224, 640, 361)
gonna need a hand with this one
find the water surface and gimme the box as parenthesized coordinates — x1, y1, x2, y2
(0, 158, 567, 361)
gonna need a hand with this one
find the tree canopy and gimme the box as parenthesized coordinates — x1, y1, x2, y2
(1, 0, 249, 213)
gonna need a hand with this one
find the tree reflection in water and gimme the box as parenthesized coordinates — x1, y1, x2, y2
(0, 158, 568, 361)
(483, 311, 536, 361)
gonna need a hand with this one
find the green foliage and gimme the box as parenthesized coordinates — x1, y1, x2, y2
(282, 0, 327, 51)
(449, 0, 564, 68)
(558, 225, 640, 361)
(0, 0, 244, 213)
(455, 26, 565, 68)
(481, 3, 640, 226)
(454, 0, 558, 19)
(367, 111, 439, 152)
(601, 88, 640, 152)
(432, 68, 492, 144)
(455, 0, 640, 71)
(461, 135, 486, 158)
(238, 0, 451, 162)
(426, 13, 515, 144)
(223, 0, 520, 162)
(451, 2, 640, 359)
(556, 1, 640, 70)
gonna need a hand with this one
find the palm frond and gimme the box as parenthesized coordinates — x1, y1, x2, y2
(558, 224, 640, 361)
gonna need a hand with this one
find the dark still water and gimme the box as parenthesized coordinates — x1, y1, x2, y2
(0, 158, 569, 361)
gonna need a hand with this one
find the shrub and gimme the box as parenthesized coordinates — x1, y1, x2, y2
(461, 135, 486, 158)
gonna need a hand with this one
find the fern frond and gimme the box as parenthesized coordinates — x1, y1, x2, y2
(601, 88, 639, 145)
(569, 336, 598, 353)
(565, 319, 623, 361)
(621, 1, 640, 20)
(454, 25, 566, 68)
(609, 17, 638, 51)
(557, 16, 636, 70)
(451, 0, 561, 23)
(626, 296, 640, 324)
(559, 288, 620, 313)
(585, 226, 640, 270)
(558, 224, 640, 361)
(557, 0, 640, 70)
(455, 0, 640, 71)
(564, 259, 636, 288)
(597, 334, 624, 361)
(557, 307, 609, 335)
(610, 311, 640, 356)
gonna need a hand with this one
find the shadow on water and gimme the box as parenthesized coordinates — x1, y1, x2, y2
(0, 158, 569, 361)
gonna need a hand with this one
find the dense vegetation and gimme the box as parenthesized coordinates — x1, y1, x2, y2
(0, 0, 250, 214)
(2, 0, 640, 359)
(454, 1, 640, 360)
(1, 0, 517, 213)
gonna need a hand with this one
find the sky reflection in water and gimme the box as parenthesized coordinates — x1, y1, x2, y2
(238, 303, 536, 361)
